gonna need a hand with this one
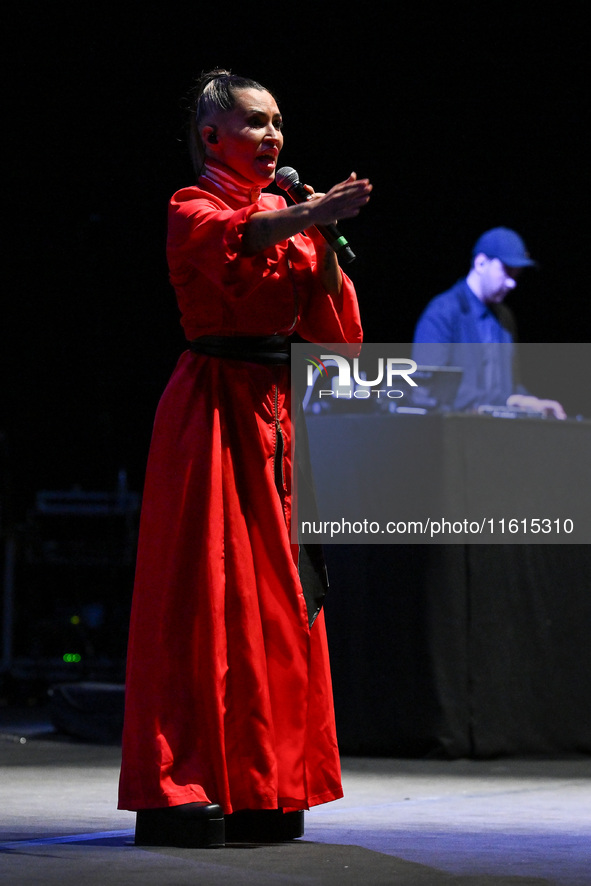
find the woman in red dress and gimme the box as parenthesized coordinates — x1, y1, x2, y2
(118, 69, 371, 848)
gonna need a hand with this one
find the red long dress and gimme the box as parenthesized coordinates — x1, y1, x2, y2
(118, 179, 362, 814)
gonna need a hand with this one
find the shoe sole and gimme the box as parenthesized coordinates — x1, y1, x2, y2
(135, 803, 225, 848)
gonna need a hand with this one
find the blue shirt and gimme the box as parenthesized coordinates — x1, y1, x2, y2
(412, 279, 524, 411)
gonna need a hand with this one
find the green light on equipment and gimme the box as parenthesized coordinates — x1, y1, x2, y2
(63, 653, 82, 663)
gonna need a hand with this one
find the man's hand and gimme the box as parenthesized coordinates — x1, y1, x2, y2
(507, 393, 567, 420)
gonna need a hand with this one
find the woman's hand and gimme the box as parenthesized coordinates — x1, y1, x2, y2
(242, 172, 372, 296)
(303, 173, 372, 229)
(297, 173, 371, 296)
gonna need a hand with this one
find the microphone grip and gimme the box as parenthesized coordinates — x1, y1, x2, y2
(315, 224, 356, 264)
(283, 182, 356, 264)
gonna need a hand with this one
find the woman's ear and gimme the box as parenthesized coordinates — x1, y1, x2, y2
(202, 125, 218, 145)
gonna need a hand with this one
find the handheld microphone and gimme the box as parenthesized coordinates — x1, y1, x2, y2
(275, 166, 356, 264)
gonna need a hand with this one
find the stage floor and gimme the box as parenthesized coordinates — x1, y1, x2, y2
(1, 705, 590, 885)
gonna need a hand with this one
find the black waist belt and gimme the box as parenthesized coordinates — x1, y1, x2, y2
(189, 335, 290, 365)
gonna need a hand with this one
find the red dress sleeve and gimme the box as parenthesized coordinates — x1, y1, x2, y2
(286, 237, 363, 347)
(167, 188, 283, 301)
(166, 185, 362, 346)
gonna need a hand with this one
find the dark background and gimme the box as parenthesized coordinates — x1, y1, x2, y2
(4, 4, 589, 514)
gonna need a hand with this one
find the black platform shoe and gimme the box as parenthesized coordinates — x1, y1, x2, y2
(224, 809, 304, 843)
(135, 802, 225, 848)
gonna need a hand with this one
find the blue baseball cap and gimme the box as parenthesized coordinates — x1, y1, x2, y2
(472, 227, 536, 267)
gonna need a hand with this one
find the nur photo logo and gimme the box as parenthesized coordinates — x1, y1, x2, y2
(304, 352, 418, 397)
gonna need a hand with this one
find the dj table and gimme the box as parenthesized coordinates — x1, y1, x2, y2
(306, 412, 591, 757)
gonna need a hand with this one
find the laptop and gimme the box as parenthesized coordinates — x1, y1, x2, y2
(401, 365, 464, 413)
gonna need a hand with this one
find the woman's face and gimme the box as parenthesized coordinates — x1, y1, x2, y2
(206, 88, 283, 185)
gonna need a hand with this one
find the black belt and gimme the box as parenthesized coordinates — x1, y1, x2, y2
(189, 335, 290, 365)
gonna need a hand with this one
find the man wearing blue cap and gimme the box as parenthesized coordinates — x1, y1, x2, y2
(412, 227, 565, 418)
